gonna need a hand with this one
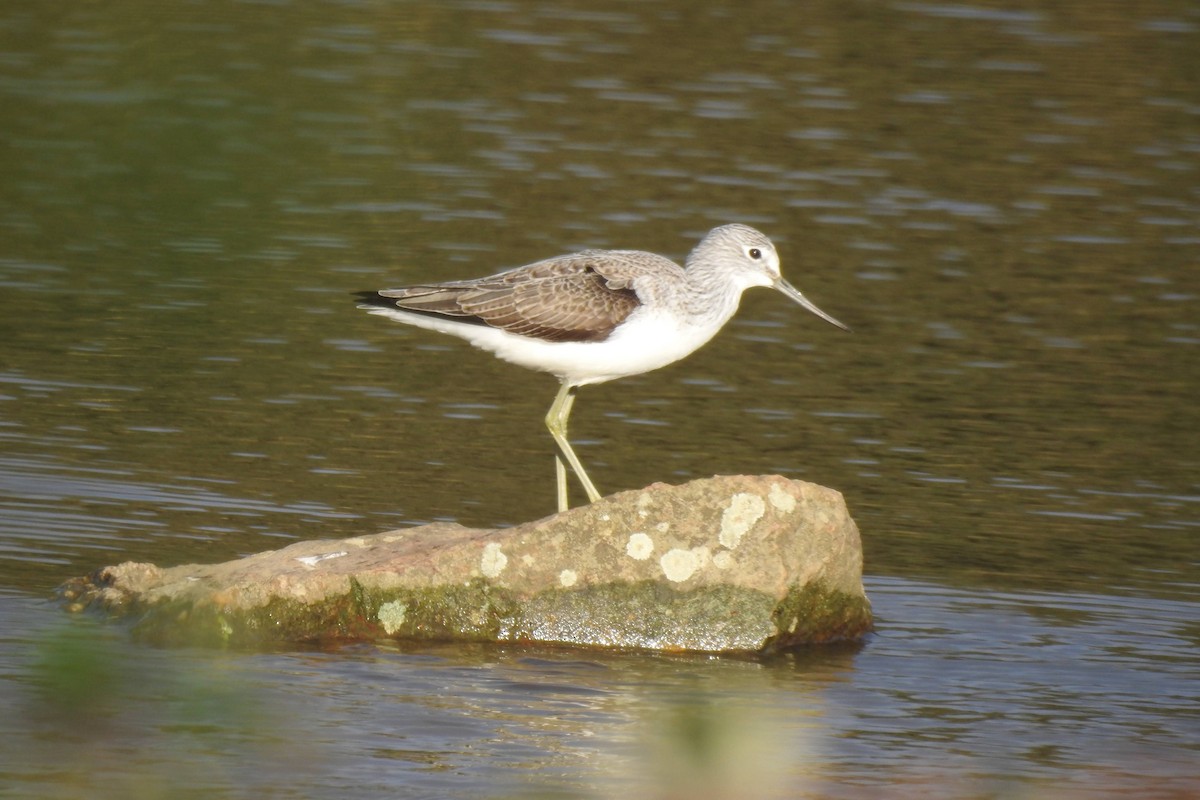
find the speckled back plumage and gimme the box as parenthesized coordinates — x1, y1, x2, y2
(358, 252, 671, 343)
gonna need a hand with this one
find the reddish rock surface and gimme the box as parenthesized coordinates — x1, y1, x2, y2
(63, 475, 872, 653)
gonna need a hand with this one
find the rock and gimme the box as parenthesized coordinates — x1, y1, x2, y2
(60, 475, 872, 654)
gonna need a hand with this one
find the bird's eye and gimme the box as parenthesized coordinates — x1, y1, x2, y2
(748, 248, 762, 260)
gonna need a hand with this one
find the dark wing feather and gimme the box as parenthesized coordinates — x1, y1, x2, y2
(365, 254, 645, 343)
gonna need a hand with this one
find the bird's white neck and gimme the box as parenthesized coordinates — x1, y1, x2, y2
(679, 259, 753, 329)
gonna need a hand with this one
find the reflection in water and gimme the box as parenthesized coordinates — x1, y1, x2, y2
(3, 576, 1197, 799)
(0, 0, 1197, 796)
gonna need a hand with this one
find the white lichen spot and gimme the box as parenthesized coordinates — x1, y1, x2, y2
(626, 532, 654, 560)
(719, 493, 766, 550)
(521, 554, 536, 567)
(768, 483, 797, 513)
(480, 541, 508, 578)
(713, 551, 734, 570)
(559, 569, 578, 588)
(378, 600, 407, 634)
(655, 521, 670, 533)
(660, 548, 700, 583)
(295, 551, 348, 568)
(636, 492, 654, 518)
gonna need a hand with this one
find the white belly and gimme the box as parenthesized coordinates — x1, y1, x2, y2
(364, 306, 724, 387)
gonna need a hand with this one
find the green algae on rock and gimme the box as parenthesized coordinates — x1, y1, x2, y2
(60, 475, 873, 654)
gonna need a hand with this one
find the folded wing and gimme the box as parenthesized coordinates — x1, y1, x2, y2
(362, 252, 655, 343)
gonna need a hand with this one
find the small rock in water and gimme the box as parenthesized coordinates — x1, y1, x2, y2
(58, 475, 872, 654)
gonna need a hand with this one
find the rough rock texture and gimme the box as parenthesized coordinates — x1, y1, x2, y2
(60, 475, 872, 654)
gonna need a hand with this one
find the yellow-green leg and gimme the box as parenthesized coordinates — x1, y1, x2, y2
(545, 382, 601, 512)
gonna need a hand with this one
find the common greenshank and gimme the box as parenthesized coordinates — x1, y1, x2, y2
(357, 223, 848, 512)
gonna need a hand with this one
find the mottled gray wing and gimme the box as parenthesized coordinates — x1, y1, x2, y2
(374, 252, 659, 343)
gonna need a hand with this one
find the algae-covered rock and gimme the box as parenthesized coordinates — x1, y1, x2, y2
(60, 475, 872, 654)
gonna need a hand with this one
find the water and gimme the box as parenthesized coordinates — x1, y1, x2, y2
(4, 581, 1197, 798)
(1, 1, 1197, 796)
